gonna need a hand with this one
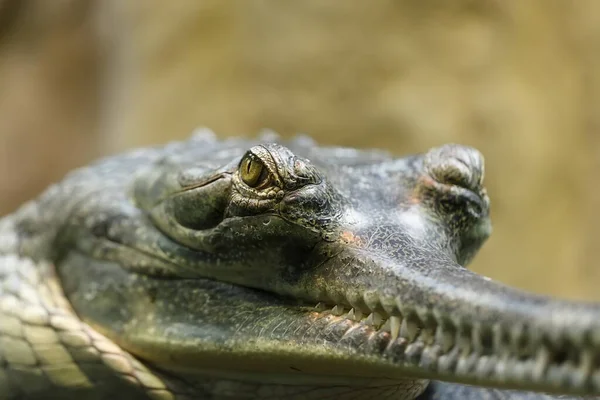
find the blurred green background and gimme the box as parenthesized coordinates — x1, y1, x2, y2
(1, 0, 599, 300)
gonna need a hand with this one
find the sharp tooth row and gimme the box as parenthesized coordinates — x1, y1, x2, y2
(314, 303, 411, 341)
(313, 300, 600, 391)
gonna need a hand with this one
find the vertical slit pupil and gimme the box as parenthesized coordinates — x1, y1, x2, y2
(241, 154, 267, 188)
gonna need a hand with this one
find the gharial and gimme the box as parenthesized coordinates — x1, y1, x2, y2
(1, 129, 599, 400)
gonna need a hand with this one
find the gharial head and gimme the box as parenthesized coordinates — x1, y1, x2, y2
(55, 135, 600, 397)
(138, 141, 491, 297)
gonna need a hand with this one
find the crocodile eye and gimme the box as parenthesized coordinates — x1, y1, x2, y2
(239, 153, 271, 188)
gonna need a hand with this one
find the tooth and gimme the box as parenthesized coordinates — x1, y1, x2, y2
(456, 355, 472, 375)
(592, 329, 600, 348)
(436, 329, 455, 353)
(365, 312, 383, 327)
(380, 319, 391, 332)
(510, 360, 529, 383)
(438, 346, 460, 372)
(570, 350, 593, 389)
(533, 345, 549, 381)
(593, 370, 600, 392)
(400, 318, 409, 338)
(416, 307, 430, 324)
(475, 355, 496, 379)
(580, 349, 593, 376)
(405, 342, 424, 362)
(438, 354, 454, 373)
(492, 323, 506, 353)
(314, 302, 327, 312)
(400, 318, 419, 341)
(456, 328, 471, 354)
(510, 323, 525, 353)
(389, 316, 401, 341)
(419, 327, 435, 344)
(494, 357, 509, 379)
(354, 309, 364, 321)
(346, 308, 356, 320)
(472, 324, 482, 352)
(420, 345, 441, 370)
(331, 305, 345, 316)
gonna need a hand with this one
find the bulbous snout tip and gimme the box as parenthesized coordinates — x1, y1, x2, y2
(424, 144, 485, 193)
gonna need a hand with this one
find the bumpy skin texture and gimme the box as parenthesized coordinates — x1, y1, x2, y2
(1, 130, 600, 399)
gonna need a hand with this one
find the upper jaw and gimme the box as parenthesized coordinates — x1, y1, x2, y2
(279, 240, 600, 396)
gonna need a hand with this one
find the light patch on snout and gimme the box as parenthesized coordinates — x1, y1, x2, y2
(339, 230, 364, 247)
(337, 209, 369, 246)
(397, 206, 427, 242)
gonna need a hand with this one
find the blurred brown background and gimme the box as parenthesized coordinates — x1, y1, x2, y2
(1, 0, 599, 300)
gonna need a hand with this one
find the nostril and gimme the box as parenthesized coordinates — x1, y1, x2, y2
(423, 144, 485, 192)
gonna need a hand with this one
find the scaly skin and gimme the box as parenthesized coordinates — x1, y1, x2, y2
(1, 130, 599, 399)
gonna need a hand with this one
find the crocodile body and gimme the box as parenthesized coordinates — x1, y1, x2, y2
(0, 130, 599, 399)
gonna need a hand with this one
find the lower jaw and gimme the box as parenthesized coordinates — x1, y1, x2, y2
(155, 367, 429, 400)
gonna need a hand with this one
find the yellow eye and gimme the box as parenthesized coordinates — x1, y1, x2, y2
(239, 154, 269, 188)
